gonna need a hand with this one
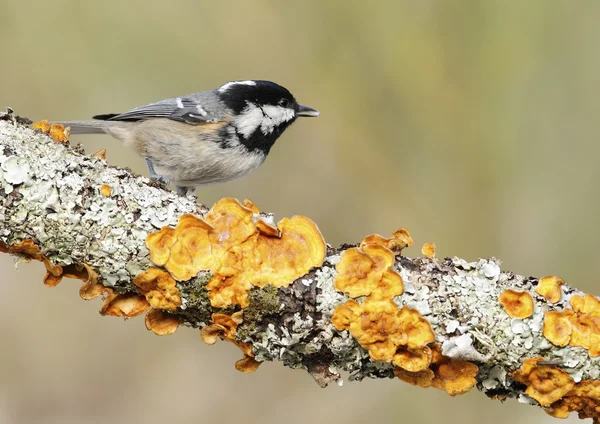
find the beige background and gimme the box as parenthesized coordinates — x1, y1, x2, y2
(1, 1, 599, 423)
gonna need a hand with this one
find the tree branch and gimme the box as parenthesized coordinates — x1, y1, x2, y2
(1, 110, 599, 423)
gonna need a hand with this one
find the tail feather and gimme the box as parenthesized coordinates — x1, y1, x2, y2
(53, 120, 119, 135)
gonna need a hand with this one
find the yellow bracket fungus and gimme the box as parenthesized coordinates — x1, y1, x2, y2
(535, 276, 564, 304)
(332, 299, 434, 362)
(395, 344, 478, 396)
(511, 358, 575, 407)
(200, 312, 261, 373)
(0, 240, 104, 300)
(100, 184, 112, 197)
(133, 268, 182, 310)
(499, 289, 534, 319)
(360, 228, 413, 253)
(334, 243, 403, 299)
(145, 308, 181, 336)
(421, 242, 436, 259)
(546, 380, 600, 422)
(33, 120, 70, 143)
(100, 290, 150, 319)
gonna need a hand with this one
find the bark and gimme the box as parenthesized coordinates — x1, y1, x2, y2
(1, 110, 598, 421)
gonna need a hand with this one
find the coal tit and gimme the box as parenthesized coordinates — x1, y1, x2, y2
(58, 80, 319, 196)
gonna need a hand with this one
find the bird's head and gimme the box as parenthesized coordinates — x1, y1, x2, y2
(217, 80, 318, 152)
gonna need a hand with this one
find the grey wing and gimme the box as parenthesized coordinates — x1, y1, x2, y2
(93, 92, 221, 125)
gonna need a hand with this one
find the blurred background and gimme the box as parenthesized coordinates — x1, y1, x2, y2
(1, 1, 599, 423)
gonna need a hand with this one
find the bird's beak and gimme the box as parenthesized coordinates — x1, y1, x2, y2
(296, 104, 320, 117)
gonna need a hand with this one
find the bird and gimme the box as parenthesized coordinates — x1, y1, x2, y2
(56, 80, 319, 196)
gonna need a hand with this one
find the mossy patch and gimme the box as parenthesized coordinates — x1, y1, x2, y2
(236, 285, 280, 340)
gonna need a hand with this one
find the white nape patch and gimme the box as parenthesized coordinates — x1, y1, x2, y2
(196, 105, 208, 117)
(235, 102, 296, 138)
(176, 98, 184, 109)
(218, 80, 256, 93)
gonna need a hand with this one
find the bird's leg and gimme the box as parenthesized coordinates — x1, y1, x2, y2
(145, 158, 171, 186)
(175, 185, 196, 198)
(146, 158, 194, 198)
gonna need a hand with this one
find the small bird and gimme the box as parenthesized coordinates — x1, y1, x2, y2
(57, 80, 319, 196)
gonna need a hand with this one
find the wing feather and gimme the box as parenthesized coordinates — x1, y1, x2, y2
(93, 96, 216, 125)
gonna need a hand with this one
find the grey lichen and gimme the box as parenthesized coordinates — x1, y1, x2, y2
(2, 155, 31, 185)
(0, 117, 199, 290)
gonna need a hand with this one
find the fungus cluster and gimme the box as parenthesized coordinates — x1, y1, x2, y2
(546, 380, 600, 422)
(333, 243, 404, 299)
(332, 297, 434, 367)
(511, 358, 576, 407)
(542, 293, 600, 357)
(511, 358, 600, 422)
(0, 239, 103, 298)
(333, 231, 463, 385)
(394, 344, 479, 396)
(360, 228, 413, 253)
(33, 119, 70, 143)
(145, 198, 326, 308)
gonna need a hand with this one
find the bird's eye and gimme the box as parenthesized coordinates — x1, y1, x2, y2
(278, 98, 290, 108)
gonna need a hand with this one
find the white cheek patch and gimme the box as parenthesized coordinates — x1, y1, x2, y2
(236, 103, 263, 138)
(235, 103, 296, 138)
(218, 80, 257, 93)
(260, 105, 295, 134)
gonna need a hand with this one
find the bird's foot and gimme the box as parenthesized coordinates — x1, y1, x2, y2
(145, 158, 171, 186)
(147, 178, 170, 190)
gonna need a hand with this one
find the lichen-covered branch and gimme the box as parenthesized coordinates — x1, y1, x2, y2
(1, 111, 599, 423)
